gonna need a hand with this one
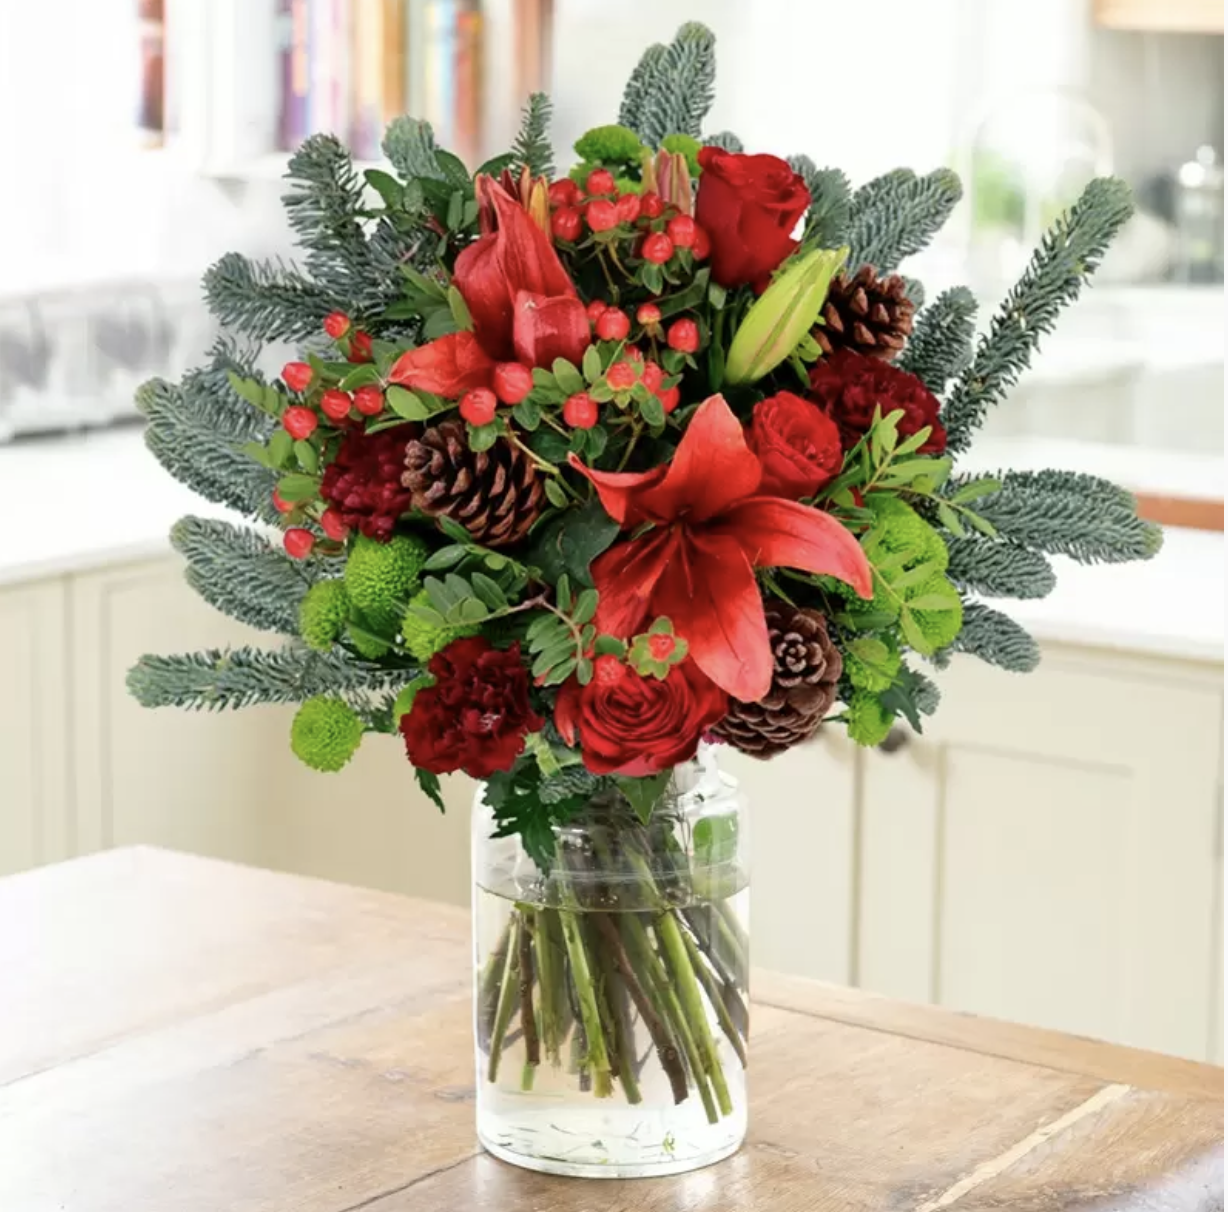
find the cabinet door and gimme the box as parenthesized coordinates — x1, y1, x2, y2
(69, 558, 280, 865)
(0, 580, 70, 874)
(722, 731, 859, 984)
(858, 645, 1222, 1061)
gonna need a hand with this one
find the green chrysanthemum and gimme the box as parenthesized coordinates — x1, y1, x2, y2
(907, 573, 964, 652)
(866, 494, 949, 572)
(290, 697, 363, 772)
(298, 580, 351, 652)
(846, 691, 894, 747)
(401, 589, 477, 664)
(574, 124, 645, 167)
(844, 636, 901, 693)
(343, 532, 429, 633)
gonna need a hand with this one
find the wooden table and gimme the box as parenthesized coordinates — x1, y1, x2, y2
(3, 848, 1222, 1211)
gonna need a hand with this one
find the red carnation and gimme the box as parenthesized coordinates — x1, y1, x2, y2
(745, 391, 843, 499)
(555, 657, 728, 777)
(808, 350, 947, 455)
(401, 638, 542, 779)
(319, 424, 416, 542)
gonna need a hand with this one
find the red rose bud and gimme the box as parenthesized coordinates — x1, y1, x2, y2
(459, 387, 498, 426)
(585, 167, 616, 196)
(586, 299, 608, 324)
(640, 361, 664, 392)
(746, 391, 843, 498)
(282, 361, 313, 393)
(320, 389, 352, 421)
(548, 178, 582, 208)
(348, 330, 374, 362)
(639, 191, 665, 219)
(615, 192, 642, 224)
(352, 385, 385, 416)
(636, 302, 662, 326)
(492, 362, 533, 405)
(657, 384, 681, 414)
(667, 317, 700, 353)
(606, 361, 637, 390)
(283, 405, 318, 439)
(550, 206, 583, 242)
(323, 312, 352, 339)
(284, 528, 315, 559)
(319, 507, 350, 541)
(666, 215, 697, 248)
(641, 232, 674, 265)
(563, 391, 599, 429)
(585, 198, 619, 232)
(595, 307, 631, 342)
(272, 487, 294, 514)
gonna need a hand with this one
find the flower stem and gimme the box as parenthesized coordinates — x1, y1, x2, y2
(517, 910, 540, 1071)
(486, 915, 522, 1082)
(558, 907, 613, 1095)
(680, 923, 747, 1068)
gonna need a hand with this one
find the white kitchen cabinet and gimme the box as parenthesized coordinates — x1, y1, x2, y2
(0, 580, 71, 875)
(857, 644, 1223, 1061)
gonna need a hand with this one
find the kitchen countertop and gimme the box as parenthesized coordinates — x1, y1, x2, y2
(2, 847, 1221, 1211)
(0, 424, 1222, 662)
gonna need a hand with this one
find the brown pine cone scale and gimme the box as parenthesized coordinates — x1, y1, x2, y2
(815, 265, 915, 361)
(402, 420, 545, 549)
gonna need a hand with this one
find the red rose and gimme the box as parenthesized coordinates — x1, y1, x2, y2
(808, 349, 947, 454)
(555, 656, 728, 777)
(746, 391, 843, 499)
(401, 638, 542, 778)
(695, 147, 811, 289)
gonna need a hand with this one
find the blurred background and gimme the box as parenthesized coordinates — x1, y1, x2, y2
(0, 0, 1222, 1065)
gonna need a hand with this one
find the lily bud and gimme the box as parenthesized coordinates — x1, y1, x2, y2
(525, 177, 550, 234)
(639, 148, 659, 196)
(489, 167, 551, 233)
(724, 247, 848, 385)
(655, 151, 693, 217)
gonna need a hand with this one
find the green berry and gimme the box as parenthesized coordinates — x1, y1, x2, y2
(846, 691, 894, 747)
(573, 124, 644, 167)
(290, 697, 363, 772)
(298, 580, 351, 652)
(401, 588, 477, 664)
(343, 532, 430, 632)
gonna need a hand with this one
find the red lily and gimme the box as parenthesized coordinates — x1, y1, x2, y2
(390, 178, 588, 396)
(569, 395, 872, 702)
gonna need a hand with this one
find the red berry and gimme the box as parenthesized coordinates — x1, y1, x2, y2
(548, 178, 581, 208)
(615, 192, 642, 224)
(586, 299, 608, 324)
(282, 361, 313, 393)
(585, 198, 619, 233)
(692, 225, 711, 260)
(272, 487, 294, 514)
(320, 389, 352, 421)
(459, 387, 498, 426)
(319, 508, 349, 541)
(595, 307, 631, 342)
(606, 361, 637, 390)
(623, 344, 644, 362)
(585, 168, 616, 196)
(562, 391, 599, 429)
(323, 311, 351, 339)
(348, 331, 374, 362)
(636, 303, 662, 325)
(284, 528, 315, 559)
(593, 654, 627, 686)
(657, 385, 681, 414)
(283, 405, 319, 440)
(666, 215, 697, 249)
(493, 362, 534, 405)
(641, 361, 664, 392)
(551, 206, 583, 242)
(648, 633, 677, 661)
(640, 191, 665, 219)
(353, 385, 385, 417)
(667, 317, 700, 353)
(641, 232, 674, 265)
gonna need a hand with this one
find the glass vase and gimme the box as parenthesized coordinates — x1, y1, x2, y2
(471, 748, 750, 1178)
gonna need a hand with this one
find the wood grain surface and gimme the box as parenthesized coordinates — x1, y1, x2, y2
(1, 847, 1222, 1211)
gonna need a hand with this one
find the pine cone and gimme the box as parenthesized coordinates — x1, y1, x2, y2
(402, 420, 545, 549)
(815, 266, 915, 361)
(711, 602, 843, 758)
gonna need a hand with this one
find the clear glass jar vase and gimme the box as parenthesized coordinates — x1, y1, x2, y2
(471, 748, 749, 1178)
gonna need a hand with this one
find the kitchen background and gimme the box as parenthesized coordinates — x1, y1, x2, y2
(0, 0, 1223, 1065)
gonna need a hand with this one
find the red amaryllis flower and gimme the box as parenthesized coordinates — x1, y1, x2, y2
(745, 391, 843, 499)
(400, 638, 543, 779)
(809, 349, 947, 454)
(555, 655, 728, 776)
(569, 395, 872, 702)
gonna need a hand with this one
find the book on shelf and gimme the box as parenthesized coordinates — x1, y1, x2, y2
(350, 0, 408, 161)
(277, 0, 311, 149)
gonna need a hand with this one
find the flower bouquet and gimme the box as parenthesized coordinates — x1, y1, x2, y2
(129, 22, 1159, 1178)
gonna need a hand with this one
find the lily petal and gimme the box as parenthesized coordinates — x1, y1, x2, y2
(711, 496, 873, 598)
(651, 529, 773, 702)
(591, 528, 679, 639)
(566, 457, 668, 527)
(512, 291, 592, 370)
(387, 331, 495, 397)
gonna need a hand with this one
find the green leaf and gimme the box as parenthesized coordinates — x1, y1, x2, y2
(365, 168, 404, 208)
(339, 363, 382, 391)
(849, 636, 890, 665)
(226, 370, 268, 410)
(908, 592, 960, 611)
(526, 497, 620, 588)
(470, 573, 509, 610)
(899, 607, 932, 654)
(544, 478, 569, 509)
(541, 657, 579, 687)
(415, 767, 446, 812)
(526, 428, 571, 463)
(275, 474, 319, 503)
(584, 425, 609, 461)
(950, 476, 1002, 504)
(468, 421, 501, 452)
(423, 545, 466, 572)
(458, 597, 489, 623)
(386, 385, 428, 420)
(936, 501, 967, 537)
(526, 613, 564, 646)
(241, 441, 273, 469)
(576, 658, 594, 685)
(890, 560, 941, 591)
(708, 282, 727, 310)
(294, 439, 319, 473)
(436, 516, 476, 544)
(614, 772, 671, 825)
(262, 386, 285, 417)
(445, 189, 464, 231)
(556, 573, 573, 612)
(593, 635, 626, 657)
(694, 813, 738, 867)
(639, 395, 666, 428)
(512, 397, 541, 430)
(573, 588, 599, 625)
(447, 284, 472, 330)
(582, 345, 603, 384)
(965, 510, 998, 538)
(266, 429, 294, 467)
(552, 358, 586, 395)
(407, 604, 447, 628)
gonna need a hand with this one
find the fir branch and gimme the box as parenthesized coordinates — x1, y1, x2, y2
(203, 252, 337, 343)
(512, 93, 554, 178)
(624, 22, 717, 146)
(846, 167, 963, 274)
(899, 286, 978, 397)
(912, 667, 941, 715)
(171, 516, 319, 634)
(127, 644, 405, 712)
(901, 276, 926, 309)
(704, 130, 743, 153)
(946, 536, 1056, 599)
(942, 177, 1134, 453)
(940, 601, 1040, 673)
(619, 43, 667, 135)
(382, 116, 445, 180)
(790, 159, 851, 249)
